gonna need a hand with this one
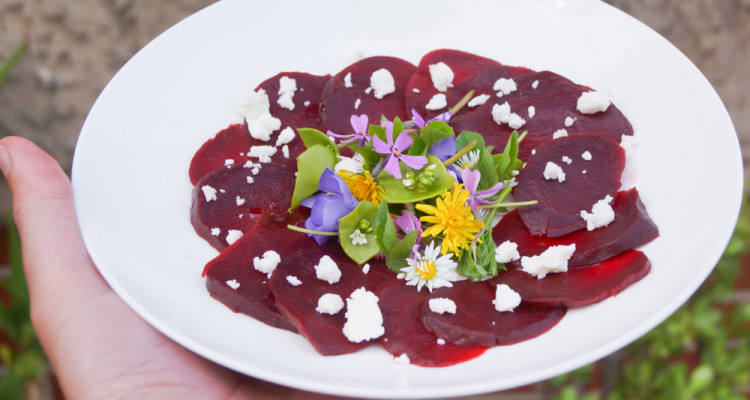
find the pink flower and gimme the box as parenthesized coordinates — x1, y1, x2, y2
(461, 168, 504, 212)
(371, 121, 427, 179)
(327, 114, 370, 146)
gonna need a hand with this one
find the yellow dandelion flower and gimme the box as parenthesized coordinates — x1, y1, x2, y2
(338, 170, 384, 206)
(416, 184, 484, 255)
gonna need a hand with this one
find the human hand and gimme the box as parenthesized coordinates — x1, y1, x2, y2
(0, 136, 350, 400)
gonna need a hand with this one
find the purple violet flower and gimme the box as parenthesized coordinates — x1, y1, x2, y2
(301, 168, 359, 244)
(326, 114, 370, 146)
(394, 211, 423, 260)
(411, 109, 452, 128)
(461, 168, 504, 212)
(371, 121, 427, 179)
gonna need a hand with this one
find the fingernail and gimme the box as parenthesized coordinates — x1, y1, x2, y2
(0, 145, 10, 176)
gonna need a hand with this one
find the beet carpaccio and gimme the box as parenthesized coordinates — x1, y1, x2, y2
(189, 49, 658, 367)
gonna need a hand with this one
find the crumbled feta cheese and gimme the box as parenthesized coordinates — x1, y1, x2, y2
(344, 72, 353, 88)
(543, 162, 566, 182)
(580, 195, 615, 231)
(315, 255, 341, 284)
(583, 170, 587, 174)
(362, 263, 370, 274)
(316, 293, 345, 315)
(428, 298, 457, 314)
(370, 68, 395, 99)
(303, 100, 310, 107)
(246, 176, 254, 184)
(495, 240, 521, 263)
(552, 129, 568, 139)
(412, 87, 420, 93)
(532, 80, 539, 89)
(282, 145, 289, 158)
(493, 284, 521, 312)
(394, 353, 410, 365)
(334, 153, 365, 174)
(201, 185, 217, 202)
(577, 90, 611, 114)
(342, 287, 384, 343)
(225, 229, 243, 245)
(364, 87, 372, 94)
(243, 160, 261, 169)
(620, 135, 635, 158)
(248, 145, 277, 163)
(247, 113, 281, 141)
(429, 61, 454, 92)
(582, 151, 592, 161)
(224, 159, 234, 166)
(237, 88, 270, 119)
(286, 275, 302, 286)
(275, 127, 295, 146)
(468, 93, 490, 108)
(492, 102, 511, 124)
(508, 113, 526, 129)
(277, 76, 297, 111)
(219, 189, 226, 193)
(437, 338, 446, 345)
(227, 113, 245, 125)
(493, 78, 517, 96)
(562, 155, 572, 164)
(520, 244, 576, 279)
(565, 116, 576, 127)
(531, 149, 536, 155)
(349, 229, 368, 245)
(226, 279, 240, 290)
(253, 250, 281, 277)
(236, 196, 245, 206)
(425, 93, 447, 110)
(354, 98, 361, 109)
(210, 227, 220, 236)
(277, 94, 294, 110)
(528, 105, 536, 118)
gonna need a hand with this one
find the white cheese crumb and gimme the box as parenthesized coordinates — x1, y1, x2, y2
(315, 255, 341, 284)
(225, 229, 243, 245)
(277, 76, 297, 111)
(281, 145, 289, 159)
(582, 151, 592, 161)
(237, 88, 270, 119)
(370, 68, 395, 99)
(493, 284, 521, 312)
(531, 149, 536, 155)
(532, 80, 539, 89)
(210, 227, 220, 236)
(520, 244, 576, 279)
(620, 135, 635, 158)
(316, 293, 345, 315)
(429, 62, 454, 92)
(508, 113, 526, 129)
(468, 93, 490, 108)
(247, 112, 281, 141)
(495, 240, 521, 263)
(344, 72, 353, 88)
(201, 185, 217, 202)
(304, 100, 310, 107)
(437, 338, 446, 345)
(248, 145, 277, 163)
(394, 353, 410, 365)
(425, 93, 448, 110)
(493, 78, 517, 96)
(528, 105, 536, 118)
(275, 126, 295, 146)
(428, 298, 457, 314)
(583, 170, 587, 174)
(246, 176, 254, 184)
(565, 116, 576, 127)
(577, 90, 611, 114)
(543, 162, 566, 182)
(236, 196, 245, 206)
(226, 279, 240, 290)
(364, 86, 372, 94)
(492, 102, 511, 124)
(354, 98, 361, 109)
(342, 287, 384, 343)
(224, 159, 234, 166)
(253, 250, 281, 277)
(580, 195, 615, 231)
(362, 263, 370, 274)
(562, 155, 572, 164)
(286, 275, 302, 286)
(412, 87, 420, 93)
(219, 189, 226, 193)
(552, 129, 568, 139)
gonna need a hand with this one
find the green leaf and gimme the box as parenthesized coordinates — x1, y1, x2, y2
(0, 371, 26, 400)
(357, 144, 381, 169)
(392, 117, 406, 138)
(0, 42, 26, 90)
(369, 124, 386, 143)
(385, 230, 418, 274)
(297, 128, 339, 155)
(420, 121, 454, 146)
(455, 131, 498, 190)
(378, 156, 454, 204)
(687, 364, 714, 393)
(456, 227, 500, 280)
(338, 201, 380, 264)
(288, 145, 338, 210)
(407, 136, 429, 156)
(375, 201, 398, 253)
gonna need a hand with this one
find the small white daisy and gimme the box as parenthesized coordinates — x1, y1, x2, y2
(454, 150, 480, 171)
(400, 241, 462, 292)
(349, 229, 368, 245)
(334, 153, 365, 174)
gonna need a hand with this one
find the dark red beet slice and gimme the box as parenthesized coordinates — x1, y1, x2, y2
(419, 280, 566, 348)
(513, 134, 626, 237)
(451, 70, 633, 161)
(268, 236, 393, 356)
(491, 250, 651, 308)
(378, 280, 487, 367)
(405, 49, 533, 121)
(494, 189, 659, 268)
(189, 123, 253, 185)
(319, 56, 416, 134)
(191, 162, 295, 251)
(202, 214, 299, 332)
(256, 71, 331, 130)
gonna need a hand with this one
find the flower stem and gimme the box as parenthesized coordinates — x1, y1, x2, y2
(479, 200, 538, 209)
(370, 157, 387, 179)
(518, 130, 528, 143)
(449, 89, 476, 116)
(286, 225, 338, 236)
(443, 140, 478, 167)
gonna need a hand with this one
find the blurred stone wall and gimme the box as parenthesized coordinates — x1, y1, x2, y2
(0, 0, 748, 212)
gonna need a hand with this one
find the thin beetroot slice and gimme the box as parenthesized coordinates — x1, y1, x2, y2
(514, 134, 625, 237)
(378, 280, 487, 367)
(256, 71, 330, 129)
(492, 250, 651, 308)
(268, 236, 393, 356)
(319, 56, 415, 134)
(191, 162, 296, 251)
(494, 189, 659, 268)
(419, 280, 566, 348)
(189, 123, 253, 185)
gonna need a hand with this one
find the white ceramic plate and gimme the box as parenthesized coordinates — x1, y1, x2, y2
(72, 0, 742, 398)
